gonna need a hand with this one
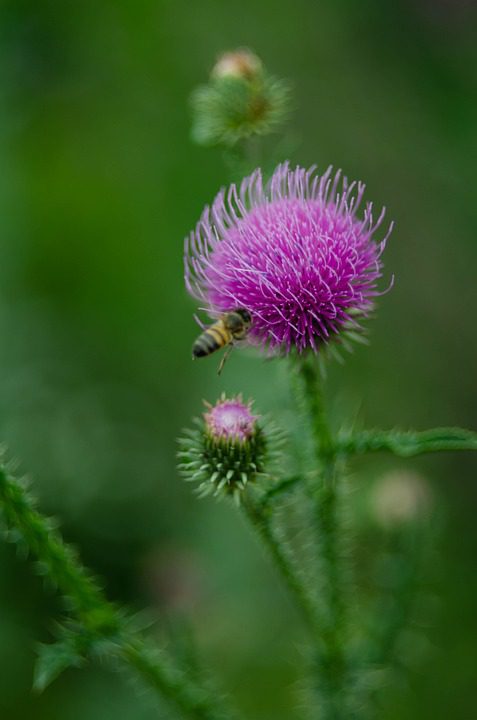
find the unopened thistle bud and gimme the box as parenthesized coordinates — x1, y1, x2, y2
(190, 49, 290, 147)
(178, 395, 276, 502)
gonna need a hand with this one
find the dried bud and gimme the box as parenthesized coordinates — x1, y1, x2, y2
(190, 51, 291, 147)
(211, 49, 263, 81)
(178, 395, 278, 502)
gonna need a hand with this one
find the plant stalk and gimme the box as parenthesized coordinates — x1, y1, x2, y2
(0, 463, 232, 720)
(242, 493, 322, 637)
(295, 356, 348, 720)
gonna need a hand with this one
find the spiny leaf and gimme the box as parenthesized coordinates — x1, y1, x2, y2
(337, 427, 477, 458)
(33, 639, 84, 693)
(1, 456, 233, 719)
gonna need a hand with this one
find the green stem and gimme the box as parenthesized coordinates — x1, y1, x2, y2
(369, 527, 421, 670)
(337, 427, 477, 458)
(223, 135, 263, 182)
(295, 356, 347, 719)
(295, 356, 334, 462)
(0, 465, 112, 629)
(122, 639, 224, 720)
(258, 474, 302, 513)
(0, 463, 232, 720)
(242, 493, 322, 637)
(351, 524, 424, 720)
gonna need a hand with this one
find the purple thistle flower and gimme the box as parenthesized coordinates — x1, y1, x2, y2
(185, 163, 393, 354)
(204, 395, 257, 442)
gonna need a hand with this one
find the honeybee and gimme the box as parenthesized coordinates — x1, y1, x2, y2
(192, 308, 252, 375)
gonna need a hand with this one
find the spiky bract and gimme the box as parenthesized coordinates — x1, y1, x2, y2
(178, 396, 277, 502)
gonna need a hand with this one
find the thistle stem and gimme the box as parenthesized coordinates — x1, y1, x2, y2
(0, 463, 232, 720)
(296, 357, 334, 462)
(242, 493, 322, 637)
(258, 474, 302, 513)
(121, 639, 227, 720)
(295, 356, 347, 720)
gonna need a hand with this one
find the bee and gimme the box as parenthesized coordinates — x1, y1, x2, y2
(192, 308, 252, 375)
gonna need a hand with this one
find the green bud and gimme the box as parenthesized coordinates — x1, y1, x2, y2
(190, 49, 291, 147)
(178, 395, 280, 503)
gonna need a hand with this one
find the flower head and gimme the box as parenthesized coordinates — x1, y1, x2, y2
(185, 163, 393, 354)
(178, 395, 279, 502)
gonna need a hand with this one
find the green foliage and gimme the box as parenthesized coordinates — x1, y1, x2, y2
(337, 427, 477, 457)
(241, 486, 322, 635)
(0, 457, 234, 720)
(243, 359, 475, 719)
(175, 345, 477, 719)
(34, 629, 85, 692)
(0, 9, 476, 716)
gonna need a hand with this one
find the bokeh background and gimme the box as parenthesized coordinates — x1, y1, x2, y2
(1, 1, 476, 718)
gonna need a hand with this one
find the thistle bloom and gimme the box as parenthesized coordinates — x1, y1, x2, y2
(185, 163, 393, 354)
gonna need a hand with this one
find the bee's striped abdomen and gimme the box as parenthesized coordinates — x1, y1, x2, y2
(192, 323, 230, 358)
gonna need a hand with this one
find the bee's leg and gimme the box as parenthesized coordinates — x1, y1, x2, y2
(193, 313, 208, 330)
(217, 344, 234, 375)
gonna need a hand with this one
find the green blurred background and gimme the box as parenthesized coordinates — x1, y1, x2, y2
(0, 1, 476, 718)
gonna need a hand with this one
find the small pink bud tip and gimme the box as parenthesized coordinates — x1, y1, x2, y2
(204, 395, 257, 442)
